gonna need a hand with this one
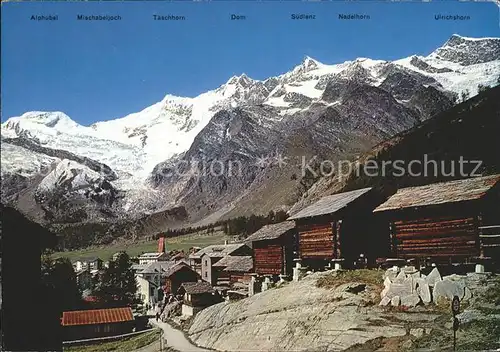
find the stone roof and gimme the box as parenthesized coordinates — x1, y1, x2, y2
(190, 243, 247, 259)
(138, 261, 175, 274)
(163, 262, 197, 278)
(288, 187, 373, 220)
(374, 174, 500, 212)
(246, 222, 295, 242)
(213, 256, 253, 272)
(180, 282, 214, 295)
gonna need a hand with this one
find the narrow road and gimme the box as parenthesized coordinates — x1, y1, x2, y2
(149, 318, 210, 352)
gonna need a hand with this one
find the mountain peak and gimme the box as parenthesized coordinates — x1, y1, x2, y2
(429, 34, 500, 65)
(4, 111, 78, 128)
(301, 56, 320, 71)
(226, 73, 253, 87)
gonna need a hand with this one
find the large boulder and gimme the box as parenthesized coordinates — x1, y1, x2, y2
(384, 282, 413, 299)
(417, 282, 432, 304)
(379, 296, 391, 306)
(394, 271, 408, 284)
(426, 268, 442, 287)
(433, 279, 465, 300)
(401, 293, 421, 307)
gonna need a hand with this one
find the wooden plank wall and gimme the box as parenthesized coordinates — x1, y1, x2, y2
(393, 216, 480, 258)
(254, 241, 283, 275)
(298, 223, 335, 259)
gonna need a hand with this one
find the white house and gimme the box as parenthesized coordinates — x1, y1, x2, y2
(73, 257, 103, 272)
(134, 261, 174, 307)
(137, 252, 169, 265)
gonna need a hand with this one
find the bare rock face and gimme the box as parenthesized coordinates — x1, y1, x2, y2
(188, 271, 408, 351)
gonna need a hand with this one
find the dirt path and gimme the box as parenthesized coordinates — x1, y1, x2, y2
(149, 318, 210, 352)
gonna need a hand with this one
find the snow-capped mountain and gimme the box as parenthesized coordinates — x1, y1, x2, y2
(2, 34, 499, 237)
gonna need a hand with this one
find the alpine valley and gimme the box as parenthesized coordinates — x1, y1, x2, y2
(2, 34, 500, 249)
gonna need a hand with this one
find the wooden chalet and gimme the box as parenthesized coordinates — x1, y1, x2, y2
(163, 263, 200, 295)
(246, 222, 297, 277)
(288, 187, 390, 269)
(213, 255, 254, 286)
(190, 243, 252, 285)
(374, 174, 500, 264)
(61, 307, 134, 341)
(178, 282, 222, 316)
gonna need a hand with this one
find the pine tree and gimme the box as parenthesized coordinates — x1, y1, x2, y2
(41, 256, 82, 311)
(94, 252, 140, 309)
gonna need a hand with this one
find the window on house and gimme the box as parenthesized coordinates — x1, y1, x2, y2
(204, 260, 208, 266)
(204, 272, 207, 278)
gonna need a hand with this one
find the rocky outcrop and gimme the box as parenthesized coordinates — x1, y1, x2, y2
(189, 271, 422, 351)
(380, 267, 473, 307)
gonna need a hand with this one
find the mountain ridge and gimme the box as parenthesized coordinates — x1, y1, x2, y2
(2, 35, 500, 247)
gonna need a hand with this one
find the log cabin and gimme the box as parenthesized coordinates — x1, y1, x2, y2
(163, 263, 200, 295)
(191, 243, 252, 285)
(246, 222, 297, 277)
(178, 282, 222, 316)
(373, 174, 500, 265)
(212, 255, 253, 286)
(288, 187, 390, 269)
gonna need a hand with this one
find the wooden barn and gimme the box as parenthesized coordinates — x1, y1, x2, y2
(246, 222, 297, 277)
(374, 174, 500, 264)
(61, 307, 135, 341)
(163, 263, 200, 295)
(288, 187, 390, 269)
(213, 255, 254, 285)
(191, 243, 252, 285)
(178, 282, 222, 316)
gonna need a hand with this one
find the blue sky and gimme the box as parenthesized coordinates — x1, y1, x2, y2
(1, 1, 499, 125)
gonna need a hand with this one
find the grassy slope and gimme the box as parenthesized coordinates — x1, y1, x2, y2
(54, 231, 228, 261)
(63, 329, 161, 352)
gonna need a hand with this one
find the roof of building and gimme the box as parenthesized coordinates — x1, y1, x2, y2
(138, 252, 167, 259)
(163, 262, 197, 278)
(213, 256, 253, 272)
(138, 261, 175, 275)
(61, 307, 134, 326)
(246, 222, 295, 242)
(190, 243, 247, 259)
(288, 187, 373, 220)
(180, 282, 214, 294)
(374, 175, 500, 212)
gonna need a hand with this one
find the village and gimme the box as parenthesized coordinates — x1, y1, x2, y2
(60, 174, 500, 350)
